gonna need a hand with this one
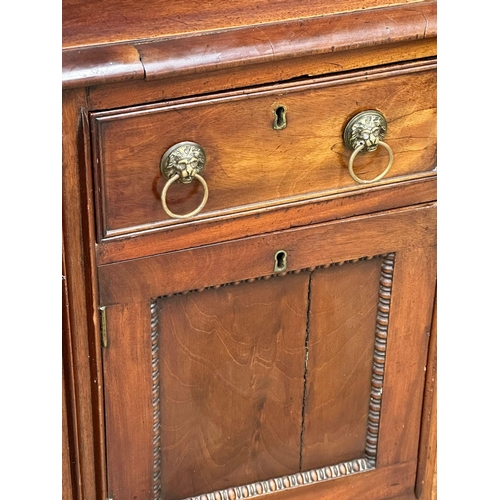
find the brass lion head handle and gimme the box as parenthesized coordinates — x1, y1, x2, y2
(159, 141, 209, 219)
(343, 110, 394, 184)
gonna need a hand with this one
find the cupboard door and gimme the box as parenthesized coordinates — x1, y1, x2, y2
(100, 204, 436, 500)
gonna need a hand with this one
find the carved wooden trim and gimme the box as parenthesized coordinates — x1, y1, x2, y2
(151, 253, 395, 499)
(365, 253, 395, 465)
(187, 458, 373, 500)
(151, 300, 161, 500)
(160, 254, 387, 298)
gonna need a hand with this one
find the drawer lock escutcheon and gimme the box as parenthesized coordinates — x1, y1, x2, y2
(160, 141, 209, 219)
(273, 105, 287, 130)
(274, 250, 288, 273)
(343, 110, 394, 184)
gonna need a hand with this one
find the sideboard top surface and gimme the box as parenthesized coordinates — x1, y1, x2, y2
(62, 0, 436, 91)
(63, 0, 427, 50)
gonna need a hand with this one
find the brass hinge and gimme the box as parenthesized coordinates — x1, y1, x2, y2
(100, 306, 108, 347)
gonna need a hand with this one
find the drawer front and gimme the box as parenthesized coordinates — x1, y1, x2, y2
(91, 61, 436, 240)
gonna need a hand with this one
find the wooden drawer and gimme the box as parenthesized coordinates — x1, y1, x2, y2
(91, 60, 436, 240)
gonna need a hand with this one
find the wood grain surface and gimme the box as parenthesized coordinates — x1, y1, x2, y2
(157, 275, 309, 499)
(92, 63, 436, 239)
(87, 41, 437, 111)
(100, 203, 436, 499)
(96, 176, 436, 265)
(190, 461, 416, 500)
(63, 248, 75, 500)
(63, 357, 74, 500)
(62, 88, 100, 500)
(63, 0, 438, 497)
(135, 3, 435, 82)
(301, 258, 382, 470)
(415, 297, 437, 499)
(63, 0, 430, 49)
(98, 203, 436, 306)
(376, 246, 436, 467)
(103, 301, 155, 500)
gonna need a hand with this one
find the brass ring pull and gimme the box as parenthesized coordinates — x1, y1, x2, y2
(348, 140, 394, 185)
(343, 110, 394, 185)
(159, 141, 209, 219)
(161, 172, 209, 219)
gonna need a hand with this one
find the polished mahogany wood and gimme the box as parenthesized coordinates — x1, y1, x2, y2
(91, 63, 436, 240)
(99, 204, 435, 500)
(98, 203, 436, 306)
(135, 3, 436, 83)
(262, 462, 415, 500)
(97, 175, 436, 265)
(63, 360, 74, 500)
(376, 245, 436, 467)
(63, 0, 432, 49)
(301, 258, 382, 470)
(62, 0, 437, 88)
(63, 1, 437, 497)
(157, 275, 309, 499)
(102, 302, 154, 500)
(62, 44, 144, 90)
(63, 88, 101, 500)
(415, 298, 437, 499)
(87, 40, 437, 110)
(63, 250, 75, 500)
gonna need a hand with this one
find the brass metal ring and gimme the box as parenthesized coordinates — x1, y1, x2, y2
(161, 173, 209, 219)
(348, 140, 394, 185)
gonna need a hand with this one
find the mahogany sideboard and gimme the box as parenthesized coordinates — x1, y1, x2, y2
(62, 1, 437, 499)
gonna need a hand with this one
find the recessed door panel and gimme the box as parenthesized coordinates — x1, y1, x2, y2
(157, 275, 309, 499)
(301, 257, 382, 470)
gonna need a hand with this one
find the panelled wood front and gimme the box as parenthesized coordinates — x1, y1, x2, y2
(301, 258, 382, 471)
(63, 1, 438, 498)
(157, 275, 309, 499)
(101, 204, 436, 500)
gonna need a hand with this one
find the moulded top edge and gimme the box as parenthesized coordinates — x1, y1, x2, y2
(62, 1, 436, 90)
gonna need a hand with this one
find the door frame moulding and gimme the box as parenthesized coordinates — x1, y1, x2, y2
(147, 253, 395, 500)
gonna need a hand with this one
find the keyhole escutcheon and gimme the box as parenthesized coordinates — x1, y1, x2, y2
(274, 250, 288, 272)
(273, 105, 287, 130)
